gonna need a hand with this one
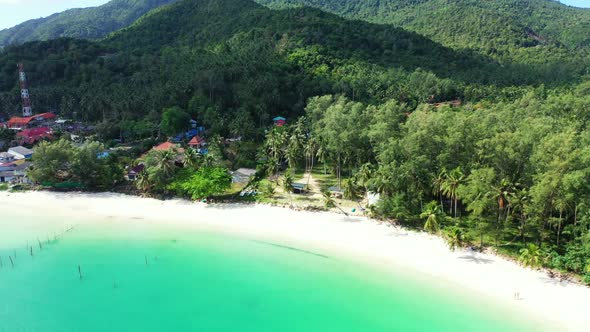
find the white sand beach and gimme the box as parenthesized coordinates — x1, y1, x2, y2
(1, 191, 589, 331)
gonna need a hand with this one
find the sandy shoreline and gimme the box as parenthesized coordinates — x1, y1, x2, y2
(1, 190, 589, 330)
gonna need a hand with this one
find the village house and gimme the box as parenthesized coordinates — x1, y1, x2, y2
(6, 112, 56, 129)
(0, 162, 31, 184)
(149, 141, 185, 164)
(0, 171, 14, 183)
(188, 135, 207, 153)
(273, 116, 286, 127)
(0, 150, 31, 184)
(8, 146, 33, 160)
(16, 127, 52, 145)
(125, 164, 145, 181)
(0, 152, 15, 164)
(153, 141, 184, 153)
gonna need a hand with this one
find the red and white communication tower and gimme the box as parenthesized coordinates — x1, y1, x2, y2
(17, 63, 33, 117)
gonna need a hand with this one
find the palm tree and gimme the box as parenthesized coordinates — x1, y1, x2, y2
(372, 168, 394, 197)
(343, 178, 358, 200)
(203, 153, 216, 167)
(286, 135, 302, 171)
(488, 178, 515, 246)
(432, 168, 446, 211)
(420, 202, 443, 233)
(305, 137, 318, 186)
(265, 129, 286, 178)
(316, 139, 328, 175)
(445, 228, 464, 251)
(322, 189, 335, 208)
(288, 117, 306, 171)
(262, 182, 276, 199)
(442, 167, 464, 218)
(183, 147, 201, 169)
(282, 171, 294, 207)
(157, 149, 176, 176)
(135, 170, 151, 192)
(552, 196, 569, 248)
(510, 189, 530, 243)
(519, 243, 542, 268)
(357, 163, 373, 197)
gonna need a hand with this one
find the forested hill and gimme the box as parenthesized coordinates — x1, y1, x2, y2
(0, 0, 177, 47)
(0, 0, 588, 139)
(256, 0, 590, 58)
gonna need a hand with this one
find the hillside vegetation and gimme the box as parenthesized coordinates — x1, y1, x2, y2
(0, 0, 177, 47)
(256, 0, 590, 59)
(0, 0, 589, 281)
(1, 0, 587, 130)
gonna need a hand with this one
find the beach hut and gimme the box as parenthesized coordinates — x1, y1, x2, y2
(328, 186, 344, 198)
(126, 164, 145, 181)
(273, 116, 286, 127)
(231, 168, 257, 183)
(291, 183, 306, 194)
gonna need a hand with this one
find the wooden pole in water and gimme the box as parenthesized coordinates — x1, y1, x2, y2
(30, 246, 33, 257)
(78, 265, 83, 280)
(9, 256, 14, 268)
(37, 238, 42, 250)
(145, 255, 148, 266)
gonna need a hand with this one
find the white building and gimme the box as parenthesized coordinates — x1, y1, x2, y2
(8, 146, 33, 160)
(0, 152, 15, 163)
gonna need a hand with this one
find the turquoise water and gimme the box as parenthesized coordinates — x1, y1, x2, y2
(0, 212, 546, 331)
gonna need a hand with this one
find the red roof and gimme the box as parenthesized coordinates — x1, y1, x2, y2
(7, 112, 56, 128)
(17, 127, 51, 137)
(16, 127, 52, 145)
(188, 136, 205, 146)
(153, 142, 177, 151)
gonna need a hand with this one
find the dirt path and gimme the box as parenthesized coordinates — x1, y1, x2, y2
(298, 173, 323, 199)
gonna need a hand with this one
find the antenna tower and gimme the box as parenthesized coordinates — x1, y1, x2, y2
(18, 63, 33, 117)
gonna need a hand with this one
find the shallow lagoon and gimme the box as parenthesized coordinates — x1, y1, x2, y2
(0, 209, 546, 332)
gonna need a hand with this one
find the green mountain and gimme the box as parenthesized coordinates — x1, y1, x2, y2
(0, 0, 177, 47)
(0, 0, 587, 139)
(255, 0, 590, 57)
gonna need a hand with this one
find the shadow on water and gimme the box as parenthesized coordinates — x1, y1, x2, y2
(250, 240, 331, 260)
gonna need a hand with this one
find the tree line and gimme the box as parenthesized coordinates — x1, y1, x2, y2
(259, 89, 590, 283)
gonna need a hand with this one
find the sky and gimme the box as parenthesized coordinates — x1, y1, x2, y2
(561, 0, 590, 8)
(0, 0, 110, 30)
(0, 0, 589, 30)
